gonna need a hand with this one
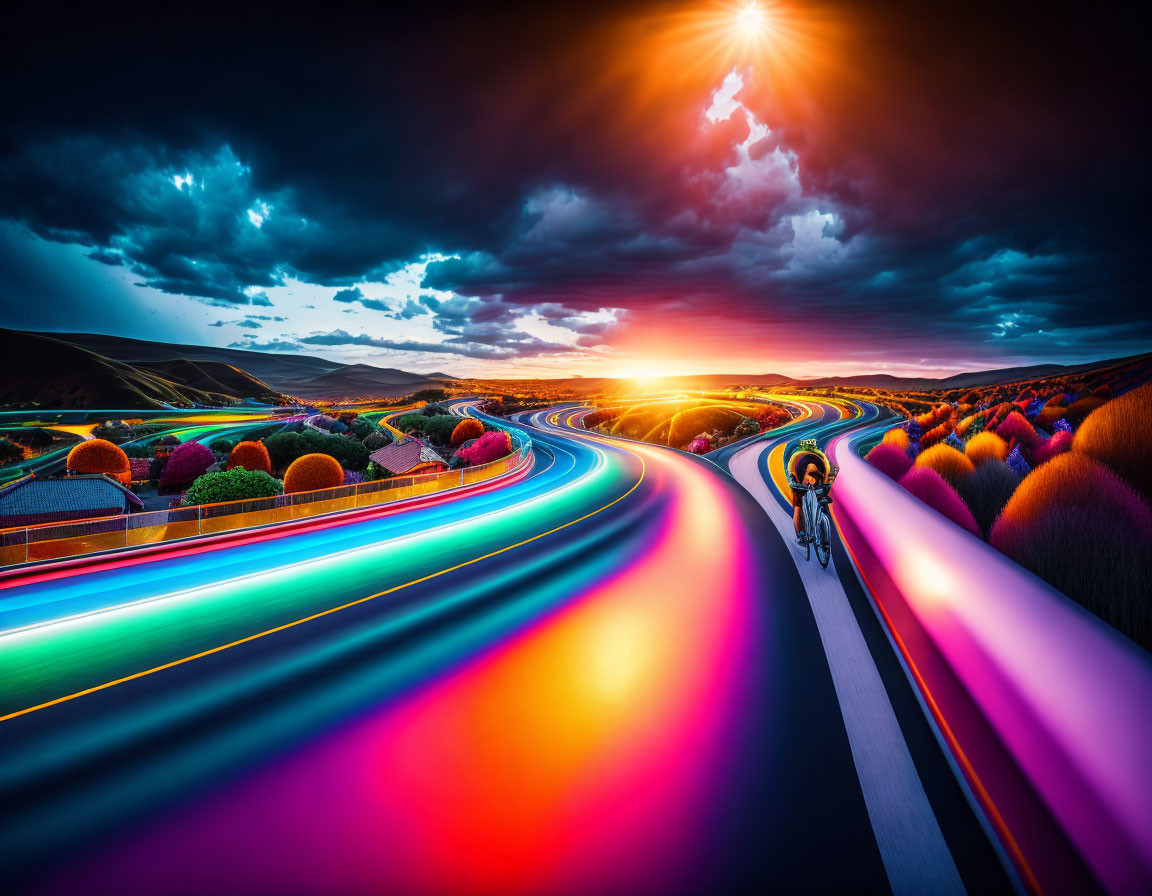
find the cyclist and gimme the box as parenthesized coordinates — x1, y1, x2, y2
(791, 461, 826, 543)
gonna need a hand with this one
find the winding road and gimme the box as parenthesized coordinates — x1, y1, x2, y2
(0, 395, 1115, 894)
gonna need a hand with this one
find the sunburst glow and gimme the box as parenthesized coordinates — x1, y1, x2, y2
(735, 4, 767, 40)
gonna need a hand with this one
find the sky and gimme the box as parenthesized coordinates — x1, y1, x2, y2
(1, 0, 1148, 379)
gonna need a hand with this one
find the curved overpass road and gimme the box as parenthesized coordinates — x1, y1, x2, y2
(2, 407, 893, 894)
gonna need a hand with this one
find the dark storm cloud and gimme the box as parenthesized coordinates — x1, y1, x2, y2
(228, 339, 303, 352)
(389, 299, 429, 320)
(332, 287, 389, 312)
(1, 0, 1148, 364)
(298, 329, 573, 361)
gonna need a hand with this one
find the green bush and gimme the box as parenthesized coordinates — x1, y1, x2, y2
(182, 468, 284, 506)
(264, 429, 370, 472)
(734, 417, 760, 439)
(365, 461, 393, 480)
(209, 438, 235, 454)
(350, 416, 381, 440)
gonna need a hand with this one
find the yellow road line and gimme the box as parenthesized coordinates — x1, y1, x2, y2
(768, 442, 790, 500)
(1, 449, 646, 724)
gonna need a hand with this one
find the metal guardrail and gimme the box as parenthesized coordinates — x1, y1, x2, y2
(0, 434, 531, 568)
(829, 427, 1152, 895)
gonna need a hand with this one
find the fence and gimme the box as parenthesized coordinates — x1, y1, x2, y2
(0, 435, 531, 568)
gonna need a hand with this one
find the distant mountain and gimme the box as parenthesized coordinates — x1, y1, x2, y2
(41, 331, 458, 399)
(457, 354, 1150, 394)
(788, 356, 1149, 392)
(0, 330, 288, 409)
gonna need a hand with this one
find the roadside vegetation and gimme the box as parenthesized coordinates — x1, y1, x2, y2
(583, 398, 790, 453)
(863, 360, 1152, 651)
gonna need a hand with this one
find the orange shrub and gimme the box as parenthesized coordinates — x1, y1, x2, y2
(450, 417, 484, 447)
(881, 427, 910, 451)
(991, 453, 1152, 648)
(1062, 396, 1107, 427)
(915, 443, 975, 485)
(994, 453, 1121, 533)
(919, 422, 951, 450)
(227, 440, 271, 474)
(283, 453, 344, 494)
(66, 438, 131, 486)
(965, 431, 1008, 466)
(1034, 405, 1068, 431)
(955, 413, 984, 438)
(1073, 382, 1152, 504)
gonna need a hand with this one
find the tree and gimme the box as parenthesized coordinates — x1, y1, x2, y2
(405, 388, 449, 404)
(227, 440, 272, 474)
(265, 429, 369, 472)
(457, 430, 513, 465)
(67, 438, 131, 485)
(159, 441, 216, 492)
(420, 415, 459, 445)
(0, 438, 23, 463)
(284, 453, 345, 493)
(395, 413, 427, 433)
(363, 431, 391, 451)
(451, 417, 484, 446)
(351, 416, 381, 439)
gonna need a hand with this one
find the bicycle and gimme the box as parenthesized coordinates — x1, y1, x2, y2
(789, 477, 834, 568)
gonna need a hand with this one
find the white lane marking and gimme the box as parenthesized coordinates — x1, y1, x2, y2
(730, 438, 966, 896)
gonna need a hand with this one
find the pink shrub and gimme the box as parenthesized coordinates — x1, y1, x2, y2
(995, 411, 1041, 453)
(159, 441, 215, 493)
(898, 466, 981, 537)
(866, 442, 913, 481)
(1032, 430, 1073, 466)
(457, 430, 513, 465)
(687, 436, 711, 454)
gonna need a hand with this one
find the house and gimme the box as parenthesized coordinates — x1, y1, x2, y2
(370, 439, 448, 476)
(0, 474, 144, 528)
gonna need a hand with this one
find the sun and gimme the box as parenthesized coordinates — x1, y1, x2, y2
(735, 3, 766, 39)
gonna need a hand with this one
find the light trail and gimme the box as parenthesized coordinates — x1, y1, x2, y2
(0, 402, 891, 894)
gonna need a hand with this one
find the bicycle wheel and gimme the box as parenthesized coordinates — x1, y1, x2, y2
(815, 510, 832, 568)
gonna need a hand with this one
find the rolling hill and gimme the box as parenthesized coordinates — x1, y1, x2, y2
(0, 330, 289, 409)
(34, 331, 459, 399)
